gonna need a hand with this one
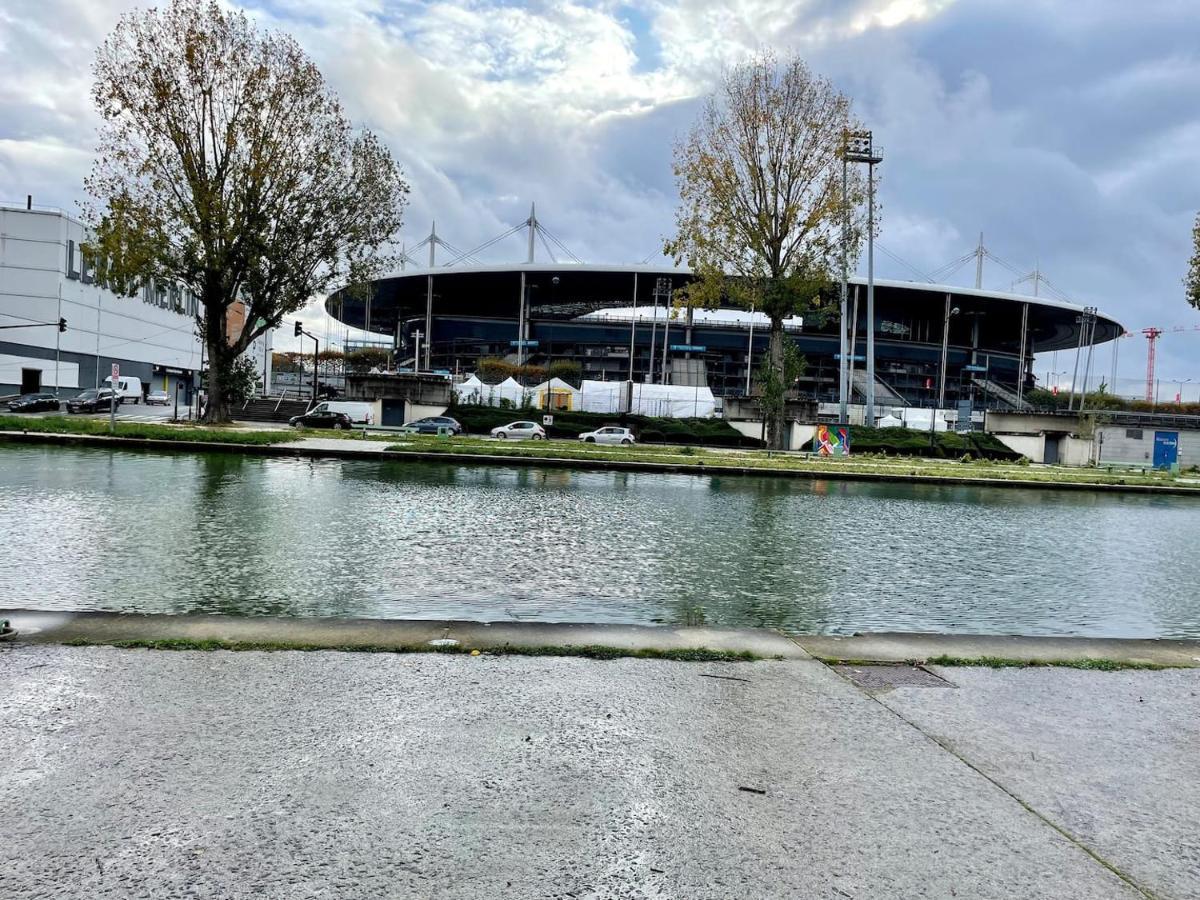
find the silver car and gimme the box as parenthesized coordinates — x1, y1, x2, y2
(490, 421, 546, 440)
(579, 426, 635, 446)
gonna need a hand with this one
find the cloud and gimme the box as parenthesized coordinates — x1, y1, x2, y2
(1, 0, 1198, 382)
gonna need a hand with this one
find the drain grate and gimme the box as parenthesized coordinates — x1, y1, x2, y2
(834, 664, 954, 694)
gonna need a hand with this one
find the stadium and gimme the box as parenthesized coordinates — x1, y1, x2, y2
(327, 260, 1122, 411)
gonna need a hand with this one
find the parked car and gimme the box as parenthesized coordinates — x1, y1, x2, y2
(66, 389, 121, 413)
(7, 393, 61, 413)
(289, 409, 353, 430)
(146, 390, 171, 406)
(103, 375, 144, 404)
(407, 416, 464, 435)
(490, 421, 546, 440)
(579, 426, 635, 446)
(306, 401, 374, 424)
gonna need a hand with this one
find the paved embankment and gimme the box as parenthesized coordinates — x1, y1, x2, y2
(4, 642, 1198, 899)
(0, 609, 806, 659)
(797, 631, 1200, 668)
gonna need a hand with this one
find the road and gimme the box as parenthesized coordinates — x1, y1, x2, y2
(2, 645, 1195, 899)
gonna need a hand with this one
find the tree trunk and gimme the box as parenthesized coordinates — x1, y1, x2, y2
(202, 306, 234, 424)
(765, 318, 786, 450)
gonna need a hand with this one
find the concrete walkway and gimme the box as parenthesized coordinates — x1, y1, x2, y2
(2, 642, 1196, 899)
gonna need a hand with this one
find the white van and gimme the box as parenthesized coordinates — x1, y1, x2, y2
(103, 376, 144, 404)
(308, 401, 373, 424)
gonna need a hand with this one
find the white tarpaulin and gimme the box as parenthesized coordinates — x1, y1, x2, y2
(580, 380, 717, 418)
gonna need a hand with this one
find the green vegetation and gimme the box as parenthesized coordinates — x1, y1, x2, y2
(384, 433, 1198, 490)
(62, 636, 760, 662)
(1026, 387, 1200, 416)
(923, 654, 1173, 671)
(0, 415, 295, 446)
(848, 426, 1020, 460)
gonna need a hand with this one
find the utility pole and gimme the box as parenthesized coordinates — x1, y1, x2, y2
(628, 272, 637, 383)
(838, 133, 849, 422)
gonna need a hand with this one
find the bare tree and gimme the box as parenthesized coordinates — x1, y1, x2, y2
(666, 52, 867, 449)
(84, 0, 408, 422)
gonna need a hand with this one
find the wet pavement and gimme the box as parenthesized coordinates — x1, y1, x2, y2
(2, 644, 1195, 899)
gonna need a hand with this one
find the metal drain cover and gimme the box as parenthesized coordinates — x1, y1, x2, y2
(834, 664, 954, 694)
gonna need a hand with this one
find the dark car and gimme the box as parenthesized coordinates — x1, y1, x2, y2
(7, 393, 61, 413)
(406, 416, 464, 435)
(289, 409, 353, 430)
(66, 389, 121, 413)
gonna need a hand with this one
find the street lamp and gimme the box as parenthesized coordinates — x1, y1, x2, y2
(1176, 378, 1192, 404)
(928, 301, 960, 443)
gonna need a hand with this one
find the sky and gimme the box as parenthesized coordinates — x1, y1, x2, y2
(2, 0, 1199, 392)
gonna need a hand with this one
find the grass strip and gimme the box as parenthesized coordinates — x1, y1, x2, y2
(62, 636, 762, 662)
(821, 654, 1176, 671)
(922, 654, 1173, 671)
(0, 415, 295, 445)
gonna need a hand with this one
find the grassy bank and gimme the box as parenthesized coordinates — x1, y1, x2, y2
(62, 636, 760, 662)
(384, 434, 1199, 491)
(0, 415, 296, 445)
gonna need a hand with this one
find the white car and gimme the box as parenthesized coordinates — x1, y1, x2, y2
(490, 421, 547, 440)
(579, 426, 635, 446)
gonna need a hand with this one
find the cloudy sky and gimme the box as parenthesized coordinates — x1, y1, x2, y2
(2, 0, 1198, 388)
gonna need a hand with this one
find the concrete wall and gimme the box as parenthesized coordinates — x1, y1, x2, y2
(1061, 436, 1095, 467)
(993, 433, 1044, 462)
(1096, 425, 1200, 468)
(986, 411, 1077, 434)
(727, 419, 813, 450)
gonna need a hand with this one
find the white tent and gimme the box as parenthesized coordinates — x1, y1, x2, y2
(530, 377, 581, 411)
(455, 374, 486, 405)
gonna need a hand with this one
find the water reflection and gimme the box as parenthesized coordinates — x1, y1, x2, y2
(2, 444, 1199, 637)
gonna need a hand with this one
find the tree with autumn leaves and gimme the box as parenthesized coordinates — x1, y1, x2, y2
(84, 0, 407, 422)
(667, 53, 868, 449)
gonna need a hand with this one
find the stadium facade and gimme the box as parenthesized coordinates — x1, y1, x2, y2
(327, 262, 1123, 410)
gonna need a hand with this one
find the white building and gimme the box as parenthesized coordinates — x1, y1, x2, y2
(0, 202, 270, 400)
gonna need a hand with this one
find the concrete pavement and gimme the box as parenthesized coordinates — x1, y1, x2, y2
(3, 643, 1196, 899)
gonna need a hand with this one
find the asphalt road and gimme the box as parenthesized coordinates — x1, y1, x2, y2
(3, 645, 1194, 899)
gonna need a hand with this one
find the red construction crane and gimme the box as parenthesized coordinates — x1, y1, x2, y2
(1142, 328, 1163, 401)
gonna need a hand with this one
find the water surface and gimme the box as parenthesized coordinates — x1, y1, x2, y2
(1, 444, 1197, 637)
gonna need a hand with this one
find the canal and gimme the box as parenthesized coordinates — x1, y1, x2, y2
(1, 444, 1197, 637)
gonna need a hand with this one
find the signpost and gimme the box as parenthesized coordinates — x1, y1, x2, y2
(109, 363, 119, 433)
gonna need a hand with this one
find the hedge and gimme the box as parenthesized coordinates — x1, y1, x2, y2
(448, 404, 764, 448)
(847, 426, 1021, 460)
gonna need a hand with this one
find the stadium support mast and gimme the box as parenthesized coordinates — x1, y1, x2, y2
(975, 233, 984, 289)
(527, 203, 536, 264)
(1143, 327, 1163, 402)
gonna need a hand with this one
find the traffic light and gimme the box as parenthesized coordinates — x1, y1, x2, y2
(58, 317, 67, 333)
(294, 321, 303, 337)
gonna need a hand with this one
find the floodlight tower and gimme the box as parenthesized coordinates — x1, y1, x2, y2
(843, 131, 882, 424)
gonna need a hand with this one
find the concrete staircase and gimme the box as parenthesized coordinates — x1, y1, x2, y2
(851, 370, 908, 406)
(971, 377, 1031, 411)
(237, 396, 311, 423)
